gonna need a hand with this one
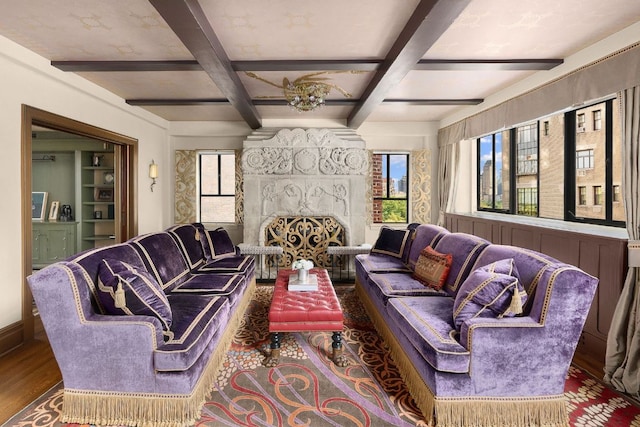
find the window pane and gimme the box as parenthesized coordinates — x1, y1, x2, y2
(539, 113, 564, 220)
(389, 154, 407, 199)
(499, 131, 511, 210)
(220, 154, 235, 195)
(516, 123, 538, 216)
(612, 101, 624, 221)
(201, 154, 219, 195)
(201, 196, 235, 223)
(574, 102, 606, 220)
(381, 200, 407, 223)
(479, 135, 494, 209)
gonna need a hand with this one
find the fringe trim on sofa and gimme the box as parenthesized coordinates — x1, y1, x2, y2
(354, 280, 569, 427)
(61, 277, 257, 427)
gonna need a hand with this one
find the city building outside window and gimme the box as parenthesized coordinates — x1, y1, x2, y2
(516, 123, 538, 216)
(198, 151, 236, 223)
(372, 153, 409, 223)
(477, 131, 510, 212)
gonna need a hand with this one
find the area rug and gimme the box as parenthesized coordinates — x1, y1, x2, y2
(5, 285, 640, 427)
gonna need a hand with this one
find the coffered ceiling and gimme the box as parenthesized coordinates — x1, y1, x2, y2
(1, 0, 639, 129)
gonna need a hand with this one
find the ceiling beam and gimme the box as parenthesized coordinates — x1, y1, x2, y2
(51, 60, 202, 72)
(127, 98, 483, 106)
(148, 0, 261, 129)
(51, 58, 562, 73)
(415, 59, 563, 71)
(347, 0, 471, 129)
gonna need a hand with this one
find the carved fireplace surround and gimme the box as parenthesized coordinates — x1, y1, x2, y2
(241, 128, 368, 268)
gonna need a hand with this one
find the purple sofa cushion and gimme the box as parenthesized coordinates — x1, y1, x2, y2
(433, 233, 490, 297)
(96, 259, 172, 331)
(368, 272, 448, 304)
(202, 227, 237, 261)
(452, 260, 528, 331)
(355, 253, 412, 273)
(371, 226, 412, 260)
(129, 233, 190, 290)
(166, 223, 206, 270)
(196, 255, 255, 274)
(387, 296, 470, 373)
(412, 246, 452, 290)
(171, 274, 246, 306)
(155, 294, 229, 371)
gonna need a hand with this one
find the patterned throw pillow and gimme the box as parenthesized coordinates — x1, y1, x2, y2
(371, 226, 412, 260)
(201, 227, 236, 261)
(412, 246, 453, 290)
(452, 258, 527, 331)
(96, 259, 172, 331)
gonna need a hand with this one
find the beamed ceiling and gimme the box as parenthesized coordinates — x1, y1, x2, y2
(1, 0, 639, 129)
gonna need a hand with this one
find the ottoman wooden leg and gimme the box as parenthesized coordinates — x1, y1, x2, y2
(264, 332, 281, 367)
(332, 332, 348, 367)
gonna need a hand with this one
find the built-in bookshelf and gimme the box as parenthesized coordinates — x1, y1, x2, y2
(80, 150, 115, 250)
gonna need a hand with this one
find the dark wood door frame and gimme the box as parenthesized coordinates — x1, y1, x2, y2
(14, 105, 138, 350)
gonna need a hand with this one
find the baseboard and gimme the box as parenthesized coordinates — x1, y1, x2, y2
(0, 321, 25, 357)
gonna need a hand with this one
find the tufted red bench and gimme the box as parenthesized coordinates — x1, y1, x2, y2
(265, 268, 346, 367)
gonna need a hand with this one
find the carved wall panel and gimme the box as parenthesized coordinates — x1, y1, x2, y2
(411, 149, 432, 224)
(174, 150, 197, 224)
(243, 128, 368, 249)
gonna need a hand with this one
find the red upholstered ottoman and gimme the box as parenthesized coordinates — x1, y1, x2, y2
(265, 268, 346, 367)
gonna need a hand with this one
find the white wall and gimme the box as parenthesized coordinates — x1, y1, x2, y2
(0, 35, 170, 330)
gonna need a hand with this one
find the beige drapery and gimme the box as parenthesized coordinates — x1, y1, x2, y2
(604, 86, 640, 397)
(436, 125, 462, 226)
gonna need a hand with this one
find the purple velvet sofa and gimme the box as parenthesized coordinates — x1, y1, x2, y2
(355, 224, 598, 427)
(28, 223, 255, 427)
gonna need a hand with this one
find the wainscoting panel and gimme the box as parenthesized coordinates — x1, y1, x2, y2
(445, 213, 627, 366)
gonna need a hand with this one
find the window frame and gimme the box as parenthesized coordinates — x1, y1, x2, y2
(197, 151, 236, 224)
(372, 152, 410, 224)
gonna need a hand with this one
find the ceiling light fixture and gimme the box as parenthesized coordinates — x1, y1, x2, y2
(246, 71, 361, 112)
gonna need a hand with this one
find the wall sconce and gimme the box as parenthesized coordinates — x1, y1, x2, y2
(149, 160, 158, 192)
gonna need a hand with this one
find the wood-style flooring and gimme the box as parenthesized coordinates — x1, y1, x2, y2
(0, 316, 607, 425)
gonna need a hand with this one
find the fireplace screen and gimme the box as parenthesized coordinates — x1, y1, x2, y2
(264, 216, 346, 269)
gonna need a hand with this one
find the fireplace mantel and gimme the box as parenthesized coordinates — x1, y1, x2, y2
(242, 128, 368, 250)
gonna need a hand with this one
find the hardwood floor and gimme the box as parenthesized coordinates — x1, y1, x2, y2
(0, 315, 610, 425)
(0, 316, 61, 425)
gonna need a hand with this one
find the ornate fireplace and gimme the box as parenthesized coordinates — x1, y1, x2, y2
(241, 128, 368, 271)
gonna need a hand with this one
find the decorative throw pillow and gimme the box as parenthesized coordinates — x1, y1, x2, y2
(371, 226, 412, 260)
(201, 227, 236, 261)
(412, 246, 453, 290)
(452, 259, 528, 331)
(96, 259, 172, 331)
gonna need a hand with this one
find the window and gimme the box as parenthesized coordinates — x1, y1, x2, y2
(576, 149, 594, 170)
(517, 188, 538, 216)
(198, 152, 236, 223)
(372, 153, 409, 223)
(593, 186, 603, 205)
(613, 185, 621, 203)
(477, 131, 510, 212)
(475, 97, 624, 228)
(593, 110, 602, 131)
(577, 113, 586, 131)
(571, 99, 624, 225)
(578, 186, 587, 205)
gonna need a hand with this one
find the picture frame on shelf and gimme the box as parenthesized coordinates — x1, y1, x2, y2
(95, 188, 113, 202)
(103, 171, 115, 185)
(48, 201, 60, 222)
(32, 192, 48, 221)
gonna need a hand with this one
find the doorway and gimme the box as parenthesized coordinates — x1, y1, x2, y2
(21, 105, 138, 342)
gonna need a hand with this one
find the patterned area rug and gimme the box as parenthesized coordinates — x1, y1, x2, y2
(6, 285, 640, 427)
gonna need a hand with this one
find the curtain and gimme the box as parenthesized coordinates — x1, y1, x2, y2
(436, 139, 459, 226)
(174, 150, 197, 224)
(604, 86, 640, 397)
